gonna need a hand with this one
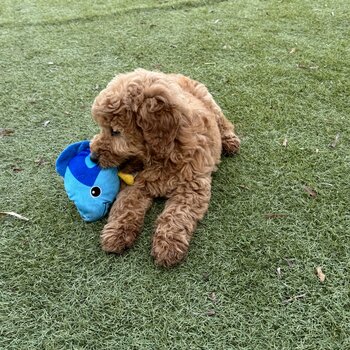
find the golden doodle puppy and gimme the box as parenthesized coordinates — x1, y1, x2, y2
(90, 69, 240, 266)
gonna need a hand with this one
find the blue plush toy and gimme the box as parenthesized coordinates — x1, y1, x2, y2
(56, 140, 133, 222)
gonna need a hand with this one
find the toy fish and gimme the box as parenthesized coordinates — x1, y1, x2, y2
(56, 140, 133, 222)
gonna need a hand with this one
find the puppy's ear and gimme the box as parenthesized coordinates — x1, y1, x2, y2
(130, 81, 184, 156)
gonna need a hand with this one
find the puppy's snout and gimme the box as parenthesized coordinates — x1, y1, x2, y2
(90, 152, 100, 163)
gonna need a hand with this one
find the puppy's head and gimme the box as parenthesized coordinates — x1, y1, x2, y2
(90, 69, 187, 168)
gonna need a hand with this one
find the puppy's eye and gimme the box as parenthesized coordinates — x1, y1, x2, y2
(111, 129, 120, 136)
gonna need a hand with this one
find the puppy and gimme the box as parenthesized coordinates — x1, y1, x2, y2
(90, 69, 240, 266)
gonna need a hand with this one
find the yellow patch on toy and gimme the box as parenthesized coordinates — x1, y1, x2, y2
(118, 172, 135, 185)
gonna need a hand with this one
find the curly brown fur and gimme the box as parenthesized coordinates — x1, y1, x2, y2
(90, 69, 240, 267)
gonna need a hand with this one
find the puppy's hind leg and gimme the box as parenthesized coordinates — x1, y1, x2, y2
(174, 74, 240, 155)
(217, 112, 241, 156)
(101, 186, 153, 254)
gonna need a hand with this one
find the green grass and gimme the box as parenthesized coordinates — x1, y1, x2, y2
(1, 0, 350, 349)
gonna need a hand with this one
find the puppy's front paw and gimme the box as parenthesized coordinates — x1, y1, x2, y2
(100, 222, 137, 253)
(151, 234, 189, 267)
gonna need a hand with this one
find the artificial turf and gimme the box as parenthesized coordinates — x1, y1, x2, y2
(1, 0, 349, 349)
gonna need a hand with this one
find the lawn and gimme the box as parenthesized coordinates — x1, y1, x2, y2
(1, 0, 349, 349)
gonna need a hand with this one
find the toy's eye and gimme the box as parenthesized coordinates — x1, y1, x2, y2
(111, 129, 120, 136)
(90, 186, 101, 197)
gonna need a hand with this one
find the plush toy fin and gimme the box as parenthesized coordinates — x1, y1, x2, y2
(56, 140, 90, 177)
(118, 172, 135, 185)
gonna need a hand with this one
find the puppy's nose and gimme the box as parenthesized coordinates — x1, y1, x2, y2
(90, 152, 100, 163)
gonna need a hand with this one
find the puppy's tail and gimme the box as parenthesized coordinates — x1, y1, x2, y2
(217, 112, 241, 156)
